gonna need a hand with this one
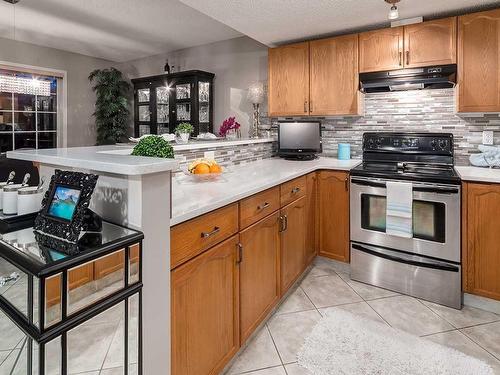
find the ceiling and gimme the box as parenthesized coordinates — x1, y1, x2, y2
(178, 0, 500, 46)
(0, 0, 241, 62)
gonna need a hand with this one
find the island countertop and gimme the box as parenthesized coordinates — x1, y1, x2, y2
(7, 145, 179, 175)
(171, 157, 361, 226)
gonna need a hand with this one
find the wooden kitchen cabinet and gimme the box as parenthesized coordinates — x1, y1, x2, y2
(239, 212, 280, 342)
(280, 196, 306, 295)
(458, 9, 500, 112)
(359, 27, 404, 73)
(310, 34, 363, 115)
(268, 42, 310, 116)
(171, 235, 240, 375)
(403, 17, 457, 68)
(462, 183, 500, 301)
(318, 171, 350, 262)
(305, 172, 318, 265)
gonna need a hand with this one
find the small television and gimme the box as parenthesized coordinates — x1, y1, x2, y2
(278, 121, 322, 160)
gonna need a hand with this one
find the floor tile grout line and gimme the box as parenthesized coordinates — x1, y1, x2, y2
(299, 285, 319, 313)
(420, 327, 458, 338)
(265, 322, 286, 368)
(233, 364, 286, 375)
(415, 298, 460, 329)
(459, 328, 500, 362)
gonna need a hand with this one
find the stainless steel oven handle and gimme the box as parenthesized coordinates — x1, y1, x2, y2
(351, 243, 460, 272)
(350, 178, 459, 194)
(350, 178, 386, 188)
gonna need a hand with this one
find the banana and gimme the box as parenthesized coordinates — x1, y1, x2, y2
(188, 158, 218, 172)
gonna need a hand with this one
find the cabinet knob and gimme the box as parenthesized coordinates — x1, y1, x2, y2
(257, 202, 270, 210)
(291, 187, 301, 194)
(201, 226, 220, 238)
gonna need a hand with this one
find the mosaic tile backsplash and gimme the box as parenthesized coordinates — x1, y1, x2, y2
(269, 88, 500, 166)
(173, 141, 276, 174)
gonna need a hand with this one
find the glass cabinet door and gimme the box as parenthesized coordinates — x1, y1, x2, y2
(136, 88, 151, 136)
(199, 82, 210, 133)
(156, 86, 169, 134)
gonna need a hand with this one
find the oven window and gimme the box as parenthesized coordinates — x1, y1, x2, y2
(360, 194, 446, 243)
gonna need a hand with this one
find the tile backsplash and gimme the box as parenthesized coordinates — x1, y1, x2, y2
(269, 88, 500, 166)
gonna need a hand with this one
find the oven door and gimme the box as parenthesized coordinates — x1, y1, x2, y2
(350, 176, 460, 263)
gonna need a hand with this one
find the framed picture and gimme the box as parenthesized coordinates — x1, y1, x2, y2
(34, 170, 98, 243)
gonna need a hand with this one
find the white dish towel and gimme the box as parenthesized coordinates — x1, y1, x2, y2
(386, 181, 413, 238)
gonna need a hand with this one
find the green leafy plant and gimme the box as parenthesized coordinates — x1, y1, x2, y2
(175, 122, 194, 134)
(131, 136, 174, 158)
(89, 67, 131, 145)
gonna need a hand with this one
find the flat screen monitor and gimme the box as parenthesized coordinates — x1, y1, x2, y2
(278, 121, 322, 160)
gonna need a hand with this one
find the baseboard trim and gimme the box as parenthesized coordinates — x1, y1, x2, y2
(463, 293, 500, 315)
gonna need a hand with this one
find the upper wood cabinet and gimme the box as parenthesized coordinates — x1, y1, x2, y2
(462, 182, 500, 301)
(268, 42, 310, 116)
(404, 17, 457, 68)
(458, 9, 500, 112)
(171, 235, 240, 375)
(359, 27, 404, 73)
(310, 34, 363, 116)
(318, 171, 350, 263)
(239, 212, 280, 343)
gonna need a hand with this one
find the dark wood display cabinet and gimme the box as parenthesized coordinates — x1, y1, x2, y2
(132, 70, 215, 137)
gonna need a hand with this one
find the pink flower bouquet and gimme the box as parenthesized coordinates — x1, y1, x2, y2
(219, 117, 241, 137)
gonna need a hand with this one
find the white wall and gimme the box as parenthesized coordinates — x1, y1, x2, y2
(120, 36, 268, 136)
(0, 36, 114, 146)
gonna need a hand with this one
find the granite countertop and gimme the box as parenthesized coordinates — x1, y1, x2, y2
(7, 145, 179, 176)
(171, 157, 361, 226)
(455, 166, 500, 184)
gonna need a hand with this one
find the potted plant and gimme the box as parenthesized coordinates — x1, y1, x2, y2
(219, 117, 241, 140)
(131, 135, 174, 158)
(175, 122, 194, 144)
(88, 67, 131, 145)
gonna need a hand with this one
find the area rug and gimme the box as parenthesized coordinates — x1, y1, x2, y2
(297, 310, 494, 375)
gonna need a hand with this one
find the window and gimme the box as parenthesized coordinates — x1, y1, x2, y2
(0, 69, 58, 153)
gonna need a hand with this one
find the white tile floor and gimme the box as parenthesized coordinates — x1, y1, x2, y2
(225, 256, 500, 375)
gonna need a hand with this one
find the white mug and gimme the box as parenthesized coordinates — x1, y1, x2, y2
(3, 184, 23, 215)
(18, 186, 44, 215)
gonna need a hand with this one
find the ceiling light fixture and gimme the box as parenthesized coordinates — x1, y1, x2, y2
(385, 0, 400, 20)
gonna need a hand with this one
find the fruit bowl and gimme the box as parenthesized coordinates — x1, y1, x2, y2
(184, 158, 224, 182)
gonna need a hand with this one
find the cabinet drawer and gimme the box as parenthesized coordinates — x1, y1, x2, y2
(239, 187, 280, 229)
(171, 203, 239, 269)
(280, 176, 307, 207)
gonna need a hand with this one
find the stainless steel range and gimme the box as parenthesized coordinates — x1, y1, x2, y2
(350, 132, 462, 309)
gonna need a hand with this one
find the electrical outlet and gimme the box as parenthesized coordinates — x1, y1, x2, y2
(482, 131, 494, 145)
(204, 151, 215, 160)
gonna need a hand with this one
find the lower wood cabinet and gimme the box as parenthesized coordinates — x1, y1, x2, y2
(305, 172, 318, 265)
(318, 171, 350, 262)
(239, 212, 280, 343)
(280, 196, 307, 294)
(462, 182, 500, 301)
(171, 235, 240, 375)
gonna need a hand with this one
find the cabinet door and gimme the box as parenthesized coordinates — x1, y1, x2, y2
(305, 172, 318, 265)
(171, 235, 240, 375)
(280, 196, 306, 295)
(310, 34, 362, 115)
(458, 9, 500, 112)
(359, 27, 404, 73)
(240, 213, 280, 342)
(318, 171, 350, 262)
(463, 183, 500, 301)
(403, 17, 457, 68)
(268, 42, 310, 116)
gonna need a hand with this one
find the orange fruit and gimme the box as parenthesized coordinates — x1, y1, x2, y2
(209, 164, 222, 173)
(193, 163, 210, 174)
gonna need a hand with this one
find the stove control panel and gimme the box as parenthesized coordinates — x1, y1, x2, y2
(363, 133, 453, 155)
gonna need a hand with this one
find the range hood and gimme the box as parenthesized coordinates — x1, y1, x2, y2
(359, 64, 457, 93)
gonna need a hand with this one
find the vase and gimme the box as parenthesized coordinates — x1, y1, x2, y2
(225, 129, 238, 140)
(175, 132, 190, 144)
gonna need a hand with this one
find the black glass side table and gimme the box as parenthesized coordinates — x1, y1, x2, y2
(0, 221, 143, 374)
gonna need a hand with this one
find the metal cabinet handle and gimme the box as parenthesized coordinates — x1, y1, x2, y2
(236, 243, 243, 264)
(406, 51, 410, 65)
(279, 216, 285, 232)
(257, 202, 270, 210)
(344, 177, 349, 192)
(310, 100, 313, 112)
(399, 51, 402, 66)
(283, 215, 288, 231)
(291, 187, 301, 194)
(304, 100, 308, 113)
(201, 226, 220, 238)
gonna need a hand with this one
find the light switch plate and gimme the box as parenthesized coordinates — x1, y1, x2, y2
(204, 151, 215, 159)
(482, 131, 494, 145)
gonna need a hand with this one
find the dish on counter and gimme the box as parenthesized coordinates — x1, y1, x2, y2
(184, 159, 224, 181)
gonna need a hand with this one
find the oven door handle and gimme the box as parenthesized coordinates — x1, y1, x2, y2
(351, 178, 459, 194)
(351, 244, 460, 272)
(350, 179, 386, 188)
